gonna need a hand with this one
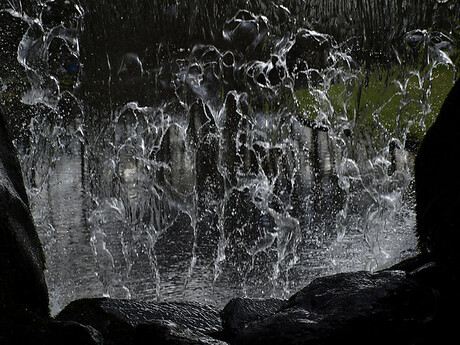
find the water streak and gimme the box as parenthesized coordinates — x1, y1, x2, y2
(1, 0, 458, 315)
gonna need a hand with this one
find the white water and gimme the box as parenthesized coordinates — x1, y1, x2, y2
(1, 0, 457, 315)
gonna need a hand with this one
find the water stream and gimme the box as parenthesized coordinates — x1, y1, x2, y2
(1, 0, 458, 315)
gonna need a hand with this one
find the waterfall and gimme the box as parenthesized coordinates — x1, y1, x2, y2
(0, 0, 458, 315)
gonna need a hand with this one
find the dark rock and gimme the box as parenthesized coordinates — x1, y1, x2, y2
(283, 270, 416, 314)
(0, 108, 49, 338)
(410, 78, 460, 341)
(387, 252, 433, 272)
(56, 298, 223, 345)
(133, 321, 228, 345)
(220, 297, 285, 341)
(386, 253, 452, 290)
(36, 320, 104, 345)
(414, 77, 460, 269)
(235, 307, 323, 345)
(390, 256, 459, 342)
(234, 270, 438, 345)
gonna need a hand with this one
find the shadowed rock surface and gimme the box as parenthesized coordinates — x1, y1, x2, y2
(232, 270, 440, 345)
(35, 321, 104, 345)
(133, 321, 228, 345)
(415, 77, 460, 267)
(220, 297, 286, 342)
(56, 298, 224, 345)
(0, 108, 49, 342)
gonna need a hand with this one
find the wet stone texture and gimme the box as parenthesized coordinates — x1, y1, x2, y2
(56, 298, 224, 345)
(220, 297, 286, 342)
(233, 270, 439, 345)
(0, 108, 49, 342)
(35, 321, 104, 345)
(132, 321, 228, 345)
(415, 77, 460, 267)
(48, 266, 453, 344)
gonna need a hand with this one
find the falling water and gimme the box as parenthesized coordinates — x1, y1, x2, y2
(1, 0, 458, 315)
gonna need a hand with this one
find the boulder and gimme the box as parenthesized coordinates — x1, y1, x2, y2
(0, 108, 49, 340)
(414, 77, 460, 269)
(36, 321, 104, 345)
(220, 297, 285, 341)
(234, 270, 438, 345)
(283, 271, 417, 313)
(56, 298, 224, 345)
(133, 321, 228, 345)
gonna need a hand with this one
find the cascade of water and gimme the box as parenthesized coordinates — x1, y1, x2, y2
(1, 0, 458, 315)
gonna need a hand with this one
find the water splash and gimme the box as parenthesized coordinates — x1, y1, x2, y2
(1, 0, 458, 314)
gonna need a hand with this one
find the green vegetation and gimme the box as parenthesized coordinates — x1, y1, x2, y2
(295, 65, 455, 144)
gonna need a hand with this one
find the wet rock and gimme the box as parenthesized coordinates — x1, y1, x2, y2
(235, 307, 321, 345)
(36, 321, 104, 345)
(0, 109, 49, 338)
(388, 252, 433, 272)
(220, 297, 285, 341)
(415, 77, 460, 269)
(284, 271, 415, 313)
(410, 78, 460, 339)
(387, 253, 455, 288)
(234, 270, 438, 345)
(388, 254, 459, 342)
(56, 298, 223, 345)
(133, 320, 228, 345)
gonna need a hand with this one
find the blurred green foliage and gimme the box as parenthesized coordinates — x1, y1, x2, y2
(295, 65, 455, 145)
